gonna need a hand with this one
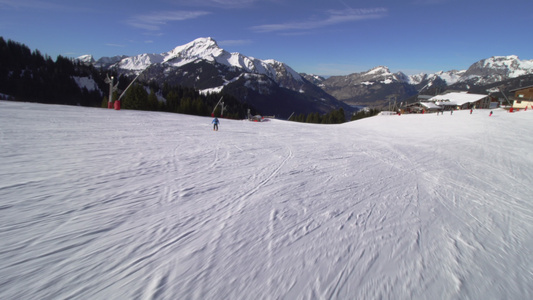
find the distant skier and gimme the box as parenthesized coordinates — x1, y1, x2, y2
(489, 111, 493, 117)
(212, 117, 220, 131)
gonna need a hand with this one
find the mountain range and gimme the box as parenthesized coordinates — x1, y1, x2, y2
(307, 55, 533, 107)
(79, 38, 533, 114)
(79, 37, 348, 118)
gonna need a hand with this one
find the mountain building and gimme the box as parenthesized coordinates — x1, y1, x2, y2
(428, 92, 492, 110)
(510, 85, 533, 109)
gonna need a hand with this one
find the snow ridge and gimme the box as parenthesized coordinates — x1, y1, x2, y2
(76, 54, 94, 65)
(313, 56, 530, 88)
(78, 40, 532, 89)
(460, 55, 533, 85)
(354, 67, 468, 86)
(325, 54, 531, 90)
(90, 37, 302, 85)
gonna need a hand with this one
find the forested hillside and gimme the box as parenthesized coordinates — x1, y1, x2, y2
(0, 37, 103, 106)
(0, 37, 254, 119)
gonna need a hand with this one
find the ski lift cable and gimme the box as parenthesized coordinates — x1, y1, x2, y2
(117, 66, 152, 102)
(212, 96, 224, 116)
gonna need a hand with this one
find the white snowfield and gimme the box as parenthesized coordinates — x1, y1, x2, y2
(1, 101, 532, 299)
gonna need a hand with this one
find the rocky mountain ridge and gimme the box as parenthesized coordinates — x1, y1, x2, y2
(80, 38, 348, 118)
(303, 55, 533, 107)
(80, 38, 533, 111)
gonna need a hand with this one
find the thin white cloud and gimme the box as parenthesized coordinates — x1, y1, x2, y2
(126, 10, 211, 31)
(251, 7, 387, 33)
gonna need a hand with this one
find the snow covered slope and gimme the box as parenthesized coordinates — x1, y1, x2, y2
(1, 101, 533, 299)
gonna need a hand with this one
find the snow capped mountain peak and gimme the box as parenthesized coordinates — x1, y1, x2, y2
(161, 38, 302, 82)
(338, 55, 531, 88)
(360, 66, 405, 84)
(475, 55, 522, 72)
(460, 55, 533, 85)
(432, 70, 465, 85)
(76, 54, 94, 64)
(482, 55, 519, 66)
(164, 37, 222, 63)
(93, 55, 129, 69)
(87, 37, 304, 98)
(82, 37, 532, 107)
(367, 66, 392, 76)
(118, 53, 164, 71)
(190, 36, 217, 47)
(406, 72, 428, 85)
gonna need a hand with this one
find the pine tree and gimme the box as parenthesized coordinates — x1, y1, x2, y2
(166, 90, 179, 113)
(336, 108, 345, 123)
(101, 96, 108, 108)
(148, 89, 158, 111)
(193, 97, 207, 116)
(179, 97, 192, 114)
(123, 84, 148, 110)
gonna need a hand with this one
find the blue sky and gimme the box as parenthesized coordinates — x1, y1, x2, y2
(1, 0, 531, 75)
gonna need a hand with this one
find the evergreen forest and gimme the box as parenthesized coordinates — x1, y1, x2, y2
(0, 37, 377, 123)
(0, 37, 254, 119)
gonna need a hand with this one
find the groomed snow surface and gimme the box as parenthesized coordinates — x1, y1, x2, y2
(1, 101, 533, 299)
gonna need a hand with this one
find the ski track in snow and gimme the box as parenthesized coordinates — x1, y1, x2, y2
(1, 101, 533, 299)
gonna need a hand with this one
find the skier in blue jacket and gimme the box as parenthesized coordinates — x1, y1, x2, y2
(212, 117, 220, 131)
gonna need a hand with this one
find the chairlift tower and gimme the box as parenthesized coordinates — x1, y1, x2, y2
(104, 74, 119, 109)
(498, 85, 513, 107)
(104, 66, 152, 110)
(386, 94, 399, 111)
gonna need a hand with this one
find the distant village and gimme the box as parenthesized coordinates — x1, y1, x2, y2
(396, 85, 533, 114)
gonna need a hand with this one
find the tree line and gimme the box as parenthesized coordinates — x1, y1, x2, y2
(0, 37, 103, 106)
(288, 107, 380, 124)
(350, 108, 381, 121)
(289, 108, 347, 124)
(116, 81, 253, 119)
(0, 37, 254, 119)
